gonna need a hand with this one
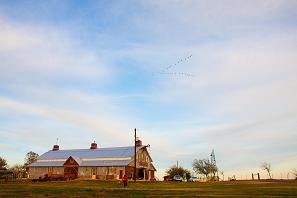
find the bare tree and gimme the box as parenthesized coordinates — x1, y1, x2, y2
(220, 170, 224, 181)
(261, 162, 272, 179)
(292, 169, 297, 180)
(193, 159, 217, 180)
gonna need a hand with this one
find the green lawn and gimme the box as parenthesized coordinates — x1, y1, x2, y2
(1, 180, 297, 197)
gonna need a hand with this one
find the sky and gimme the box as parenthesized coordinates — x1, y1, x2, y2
(0, 0, 297, 179)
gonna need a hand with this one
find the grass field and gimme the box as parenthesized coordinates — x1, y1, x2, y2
(1, 179, 297, 197)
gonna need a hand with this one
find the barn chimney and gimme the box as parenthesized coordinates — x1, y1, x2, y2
(90, 141, 97, 149)
(52, 144, 59, 151)
(135, 137, 142, 147)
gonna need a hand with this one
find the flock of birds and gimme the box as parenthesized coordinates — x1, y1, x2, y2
(154, 54, 194, 78)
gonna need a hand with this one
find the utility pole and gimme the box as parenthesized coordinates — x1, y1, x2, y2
(134, 128, 137, 182)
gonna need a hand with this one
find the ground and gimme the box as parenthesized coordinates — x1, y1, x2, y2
(0, 180, 297, 197)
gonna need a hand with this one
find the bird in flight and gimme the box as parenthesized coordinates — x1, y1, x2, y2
(155, 54, 194, 78)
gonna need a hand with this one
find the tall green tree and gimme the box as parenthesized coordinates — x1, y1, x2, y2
(0, 156, 8, 169)
(166, 165, 191, 180)
(24, 151, 39, 167)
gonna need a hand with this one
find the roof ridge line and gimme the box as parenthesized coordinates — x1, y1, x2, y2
(47, 145, 134, 151)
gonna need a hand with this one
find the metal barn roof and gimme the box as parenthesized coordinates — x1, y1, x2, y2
(37, 146, 136, 160)
(29, 146, 142, 167)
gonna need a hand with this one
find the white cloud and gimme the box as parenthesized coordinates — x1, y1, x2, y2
(101, 2, 297, 176)
(0, 96, 132, 145)
(0, 16, 111, 84)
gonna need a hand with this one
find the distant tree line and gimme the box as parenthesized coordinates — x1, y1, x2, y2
(166, 159, 297, 181)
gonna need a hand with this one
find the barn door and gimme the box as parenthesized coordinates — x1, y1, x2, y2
(64, 166, 78, 180)
(63, 156, 79, 180)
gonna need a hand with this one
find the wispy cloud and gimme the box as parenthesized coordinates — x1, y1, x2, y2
(0, 96, 132, 143)
(0, 16, 111, 86)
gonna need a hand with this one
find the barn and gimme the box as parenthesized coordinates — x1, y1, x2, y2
(28, 139, 156, 180)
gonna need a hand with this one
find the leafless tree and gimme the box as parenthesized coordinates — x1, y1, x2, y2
(193, 159, 217, 180)
(292, 169, 297, 180)
(261, 162, 272, 179)
(220, 170, 224, 181)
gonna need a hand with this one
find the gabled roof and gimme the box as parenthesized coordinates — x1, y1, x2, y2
(29, 146, 144, 167)
(37, 146, 137, 160)
(64, 156, 81, 166)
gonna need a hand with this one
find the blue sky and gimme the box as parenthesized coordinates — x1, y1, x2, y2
(0, 0, 297, 179)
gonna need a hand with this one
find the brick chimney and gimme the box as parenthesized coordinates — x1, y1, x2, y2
(136, 138, 142, 147)
(52, 144, 59, 151)
(90, 141, 97, 149)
